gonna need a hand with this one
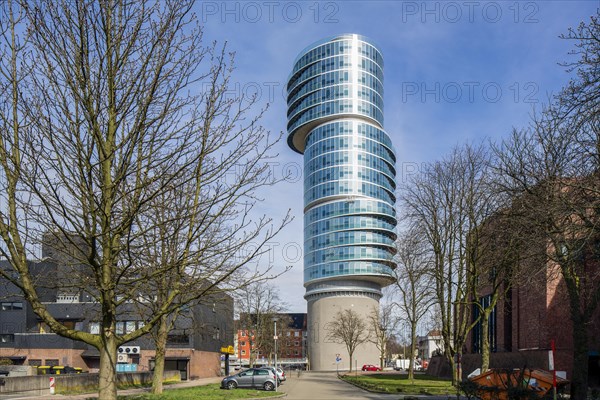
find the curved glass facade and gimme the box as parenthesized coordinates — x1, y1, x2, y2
(287, 34, 397, 299)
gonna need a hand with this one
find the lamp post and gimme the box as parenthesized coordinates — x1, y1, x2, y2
(272, 316, 279, 392)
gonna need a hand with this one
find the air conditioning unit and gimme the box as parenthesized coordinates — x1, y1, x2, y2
(117, 354, 128, 363)
(118, 346, 140, 354)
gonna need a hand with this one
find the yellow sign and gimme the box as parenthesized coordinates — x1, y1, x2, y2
(221, 346, 235, 355)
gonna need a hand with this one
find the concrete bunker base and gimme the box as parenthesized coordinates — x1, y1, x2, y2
(307, 294, 380, 371)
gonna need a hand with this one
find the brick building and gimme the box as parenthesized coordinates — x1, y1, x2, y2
(466, 203, 600, 386)
(235, 313, 307, 367)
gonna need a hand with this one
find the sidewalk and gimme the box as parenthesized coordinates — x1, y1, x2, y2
(16, 376, 223, 400)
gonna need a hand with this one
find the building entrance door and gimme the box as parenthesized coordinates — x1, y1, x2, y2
(165, 358, 189, 380)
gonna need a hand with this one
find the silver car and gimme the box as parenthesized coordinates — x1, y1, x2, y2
(221, 368, 277, 391)
(259, 366, 286, 384)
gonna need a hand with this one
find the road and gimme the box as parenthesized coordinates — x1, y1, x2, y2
(280, 371, 404, 400)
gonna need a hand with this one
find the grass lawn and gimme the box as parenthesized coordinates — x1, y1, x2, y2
(340, 373, 456, 395)
(116, 383, 282, 400)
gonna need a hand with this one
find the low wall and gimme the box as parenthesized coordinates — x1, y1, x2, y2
(428, 355, 453, 378)
(0, 370, 181, 397)
(56, 370, 180, 393)
(461, 351, 552, 377)
(0, 365, 36, 376)
(0, 375, 53, 397)
(428, 351, 555, 380)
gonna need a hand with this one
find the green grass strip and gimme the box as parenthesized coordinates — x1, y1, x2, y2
(340, 373, 456, 395)
(116, 383, 282, 400)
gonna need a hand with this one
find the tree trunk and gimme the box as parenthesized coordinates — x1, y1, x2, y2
(348, 351, 353, 372)
(480, 309, 491, 372)
(98, 333, 118, 400)
(380, 337, 385, 371)
(151, 315, 169, 394)
(570, 315, 589, 400)
(445, 342, 458, 385)
(408, 321, 417, 380)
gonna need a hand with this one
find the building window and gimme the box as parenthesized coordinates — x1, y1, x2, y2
(61, 320, 76, 330)
(28, 359, 42, 366)
(294, 341, 299, 346)
(116, 321, 143, 335)
(89, 322, 100, 334)
(241, 350, 246, 355)
(240, 341, 246, 347)
(294, 350, 299, 356)
(45, 359, 59, 366)
(241, 331, 246, 337)
(1, 302, 23, 311)
(56, 294, 80, 303)
(0, 334, 14, 343)
(472, 295, 497, 353)
(126, 321, 136, 334)
(294, 331, 300, 337)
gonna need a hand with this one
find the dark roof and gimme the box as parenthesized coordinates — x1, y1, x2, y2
(80, 349, 100, 358)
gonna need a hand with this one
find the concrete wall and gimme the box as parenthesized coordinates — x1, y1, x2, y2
(55, 370, 181, 393)
(0, 375, 53, 397)
(0, 370, 181, 397)
(0, 365, 35, 376)
(307, 295, 380, 371)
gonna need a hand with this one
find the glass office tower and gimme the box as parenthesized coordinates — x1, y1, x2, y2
(287, 34, 397, 371)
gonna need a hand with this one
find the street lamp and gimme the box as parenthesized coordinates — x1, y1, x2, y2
(272, 316, 279, 392)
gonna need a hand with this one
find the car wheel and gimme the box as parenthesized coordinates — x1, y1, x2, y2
(264, 381, 275, 391)
(227, 381, 237, 390)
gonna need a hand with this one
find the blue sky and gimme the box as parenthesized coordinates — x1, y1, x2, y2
(196, 1, 599, 312)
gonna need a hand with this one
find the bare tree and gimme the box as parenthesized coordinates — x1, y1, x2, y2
(401, 143, 502, 384)
(393, 226, 435, 379)
(367, 301, 400, 371)
(236, 282, 289, 367)
(131, 165, 290, 393)
(0, 1, 289, 398)
(326, 309, 368, 373)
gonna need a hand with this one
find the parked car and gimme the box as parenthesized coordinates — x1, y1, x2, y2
(221, 368, 277, 391)
(260, 366, 286, 383)
(361, 364, 381, 371)
(394, 359, 424, 371)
